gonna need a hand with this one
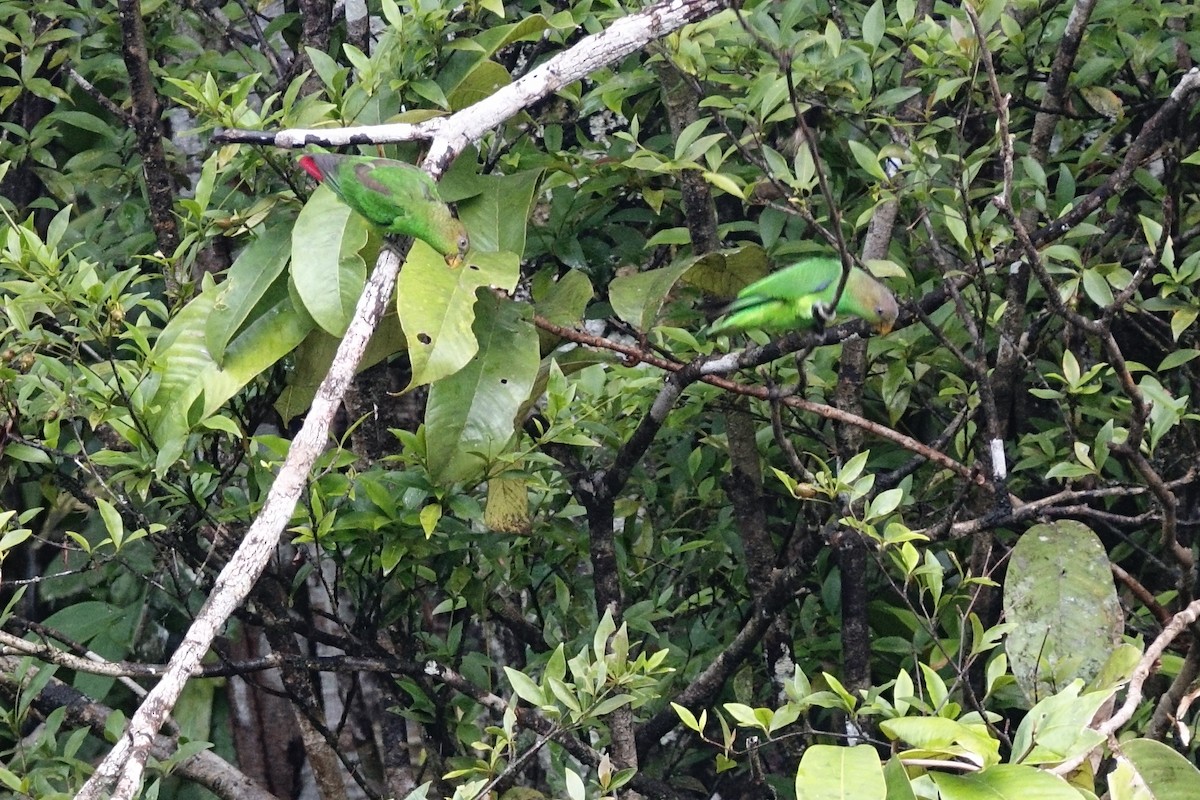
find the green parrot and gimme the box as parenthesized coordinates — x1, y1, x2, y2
(298, 153, 470, 267)
(709, 256, 898, 336)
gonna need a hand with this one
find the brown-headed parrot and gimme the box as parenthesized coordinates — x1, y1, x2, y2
(298, 153, 470, 267)
(709, 256, 898, 336)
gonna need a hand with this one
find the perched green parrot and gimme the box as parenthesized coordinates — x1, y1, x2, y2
(298, 153, 470, 267)
(709, 256, 898, 336)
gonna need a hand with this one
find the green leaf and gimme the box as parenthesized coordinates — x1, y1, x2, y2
(591, 694, 634, 716)
(96, 498, 124, 547)
(4, 443, 50, 464)
(1116, 738, 1200, 799)
(1010, 681, 1110, 766)
(1158, 349, 1200, 371)
(504, 667, 547, 707)
(447, 60, 511, 111)
(419, 503, 441, 538)
(882, 757, 917, 800)
(795, 745, 885, 800)
(848, 140, 888, 182)
(148, 281, 313, 471)
(1171, 307, 1198, 341)
(399, 245, 520, 389)
(207, 224, 292, 364)
(1003, 521, 1122, 703)
(424, 294, 539, 484)
(452, 169, 543, 256)
(291, 186, 373, 336)
(672, 702, 701, 732)
(932, 764, 1080, 799)
(867, 488, 903, 519)
(673, 117, 711, 161)
(680, 244, 770, 298)
(534, 268, 594, 351)
(862, 1, 885, 49)
(609, 258, 697, 330)
(1081, 268, 1114, 307)
(881, 717, 1000, 768)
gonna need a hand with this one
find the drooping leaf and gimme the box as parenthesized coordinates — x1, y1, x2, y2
(680, 244, 771, 298)
(609, 258, 697, 331)
(399, 245, 520, 389)
(205, 223, 291, 364)
(273, 311, 408, 424)
(149, 274, 313, 471)
(424, 293, 539, 483)
(291, 185, 375, 336)
(484, 474, 531, 534)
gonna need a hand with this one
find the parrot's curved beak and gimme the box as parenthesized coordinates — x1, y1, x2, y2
(444, 253, 465, 269)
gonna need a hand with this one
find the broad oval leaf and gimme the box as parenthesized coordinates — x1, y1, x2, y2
(795, 744, 885, 800)
(1115, 738, 1200, 800)
(1003, 521, 1122, 703)
(291, 185, 374, 336)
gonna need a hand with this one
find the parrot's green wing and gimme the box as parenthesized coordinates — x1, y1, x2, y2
(728, 257, 842, 301)
(299, 154, 470, 265)
(348, 160, 441, 222)
(708, 256, 898, 336)
(708, 257, 843, 335)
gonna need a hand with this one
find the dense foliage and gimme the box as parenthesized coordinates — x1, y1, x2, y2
(1, 0, 1199, 798)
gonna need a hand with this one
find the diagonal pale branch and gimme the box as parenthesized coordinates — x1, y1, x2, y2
(77, 1, 725, 797)
(214, 0, 726, 163)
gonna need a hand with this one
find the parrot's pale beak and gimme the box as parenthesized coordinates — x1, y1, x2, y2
(444, 253, 465, 269)
(875, 319, 894, 336)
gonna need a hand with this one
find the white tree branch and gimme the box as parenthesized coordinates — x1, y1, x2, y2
(215, 0, 725, 168)
(76, 0, 724, 796)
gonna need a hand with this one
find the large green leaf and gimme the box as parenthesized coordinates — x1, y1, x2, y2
(448, 60, 512, 112)
(205, 223, 291, 364)
(680, 243, 771, 298)
(454, 169, 543, 256)
(398, 245, 520, 389)
(148, 272, 313, 470)
(291, 185, 375, 336)
(794, 744, 885, 800)
(609, 245, 770, 332)
(932, 764, 1082, 800)
(1003, 521, 1122, 703)
(1112, 739, 1200, 800)
(438, 15, 552, 100)
(609, 258, 697, 331)
(534, 268, 594, 352)
(1009, 681, 1109, 766)
(424, 293, 539, 484)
